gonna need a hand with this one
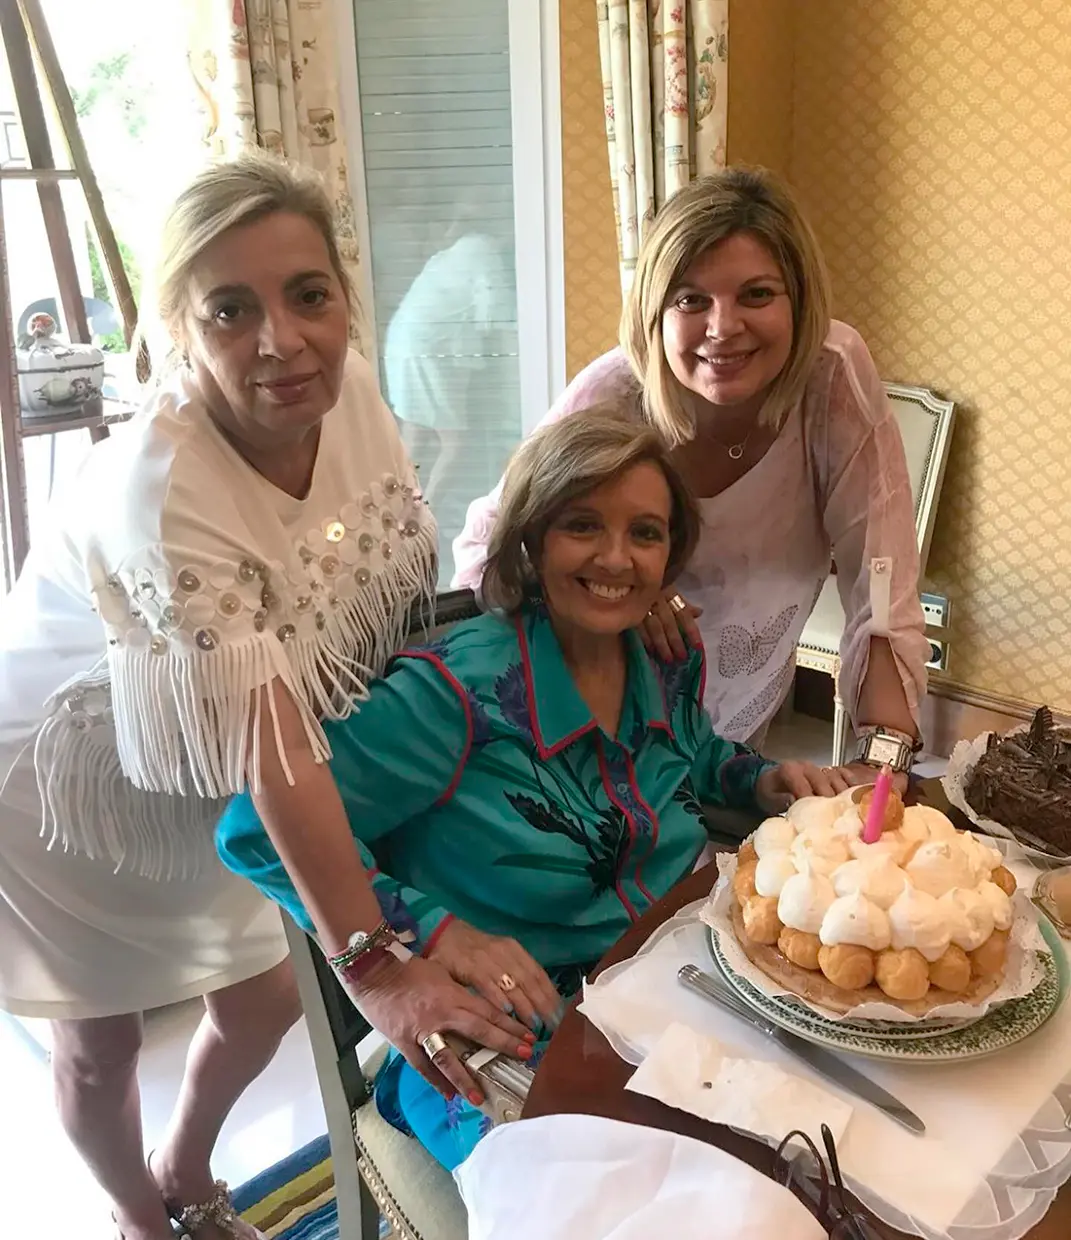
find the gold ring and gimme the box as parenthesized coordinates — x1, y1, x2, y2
(821, 766, 833, 774)
(420, 1031, 449, 1060)
(499, 972, 516, 993)
(667, 594, 688, 615)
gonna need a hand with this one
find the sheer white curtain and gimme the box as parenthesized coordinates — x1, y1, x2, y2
(596, 0, 729, 291)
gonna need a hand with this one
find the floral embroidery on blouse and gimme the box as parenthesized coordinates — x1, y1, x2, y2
(500, 792, 632, 898)
(599, 741, 657, 853)
(492, 661, 532, 741)
(466, 689, 495, 747)
(649, 652, 693, 717)
(718, 746, 773, 805)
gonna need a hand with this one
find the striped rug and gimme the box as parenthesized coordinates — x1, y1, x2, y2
(232, 1135, 392, 1239)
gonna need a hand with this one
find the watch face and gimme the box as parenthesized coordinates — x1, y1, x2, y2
(868, 736, 904, 766)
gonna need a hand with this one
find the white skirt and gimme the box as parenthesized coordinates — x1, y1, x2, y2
(0, 747, 288, 1021)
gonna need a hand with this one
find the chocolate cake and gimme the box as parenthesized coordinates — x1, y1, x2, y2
(965, 708, 1071, 855)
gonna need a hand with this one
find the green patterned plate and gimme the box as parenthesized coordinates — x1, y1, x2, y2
(705, 918, 1068, 1061)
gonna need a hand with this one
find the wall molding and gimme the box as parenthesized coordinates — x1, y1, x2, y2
(929, 678, 1040, 720)
(922, 677, 1069, 758)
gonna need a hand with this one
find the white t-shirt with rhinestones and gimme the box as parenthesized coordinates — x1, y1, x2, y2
(453, 322, 930, 744)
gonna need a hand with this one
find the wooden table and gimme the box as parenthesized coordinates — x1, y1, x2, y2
(523, 780, 1070, 1239)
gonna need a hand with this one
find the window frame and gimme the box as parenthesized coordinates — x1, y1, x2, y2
(333, 0, 566, 436)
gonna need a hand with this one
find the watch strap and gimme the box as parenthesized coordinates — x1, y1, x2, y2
(854, 728, 915, 773)
(868, 725, 924, 754)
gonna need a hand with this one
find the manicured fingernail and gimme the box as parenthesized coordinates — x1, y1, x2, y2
(468, 1090, 484, 1106)
(517, 1043, 533, 1059)
(523, 1030, 537, 1042)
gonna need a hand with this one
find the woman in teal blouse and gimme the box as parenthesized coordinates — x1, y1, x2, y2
(217, 403, 836, 1169)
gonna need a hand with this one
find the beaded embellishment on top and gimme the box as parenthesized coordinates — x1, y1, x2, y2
(87, 471, 429, 657)
(38, 468, 436, 877)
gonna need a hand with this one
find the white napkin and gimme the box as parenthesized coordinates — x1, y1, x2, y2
(455, 1113, 826, 1240)
(579, 898, 1071, 1236)
(626, 1021, 852, 1149)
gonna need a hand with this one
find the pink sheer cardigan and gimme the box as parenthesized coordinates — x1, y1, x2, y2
(453, 320, 930, 744)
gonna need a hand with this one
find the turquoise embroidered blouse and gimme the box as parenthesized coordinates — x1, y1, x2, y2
(216, 605, 775, 989)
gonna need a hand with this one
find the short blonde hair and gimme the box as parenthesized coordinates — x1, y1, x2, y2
(620, 165, 832, 445)
(138, 151, 355, 377)
(482, 402, 701, 613)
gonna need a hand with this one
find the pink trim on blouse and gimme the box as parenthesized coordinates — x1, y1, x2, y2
(392, 651, 473, 805)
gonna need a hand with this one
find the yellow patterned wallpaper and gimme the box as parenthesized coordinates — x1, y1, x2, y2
(789, 0, 1071, 712)
(722, 0, 793, 176)
(561, 0, 1071, 710)
(559, 0, 621, 378)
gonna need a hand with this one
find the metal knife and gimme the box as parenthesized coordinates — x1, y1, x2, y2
(678, 964, 925, 1135)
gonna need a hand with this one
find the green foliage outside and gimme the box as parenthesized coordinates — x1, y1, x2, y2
(85, 228, 139, 353)
(71, 51, 144, 352)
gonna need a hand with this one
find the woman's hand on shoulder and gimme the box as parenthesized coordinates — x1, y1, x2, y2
(347, 953, 536, 1103)
(428, 919, 562, 1033)
(639, 589, 703, 662)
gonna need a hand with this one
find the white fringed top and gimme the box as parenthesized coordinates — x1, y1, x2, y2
(0, 349, 436, 879)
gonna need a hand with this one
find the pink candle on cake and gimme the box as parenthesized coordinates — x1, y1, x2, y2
(862, 765, 893, 844)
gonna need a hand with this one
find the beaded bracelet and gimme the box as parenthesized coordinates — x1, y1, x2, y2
(326, 918, 395, 972)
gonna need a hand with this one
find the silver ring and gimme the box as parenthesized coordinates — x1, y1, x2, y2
(420, 1031, 449, 1060)
(667, 593, 688, 615)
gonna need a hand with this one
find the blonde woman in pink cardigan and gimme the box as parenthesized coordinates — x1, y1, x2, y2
(454, 168, 930, 790)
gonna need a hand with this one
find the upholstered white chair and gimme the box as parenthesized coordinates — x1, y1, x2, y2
(795, 382, 957, 764)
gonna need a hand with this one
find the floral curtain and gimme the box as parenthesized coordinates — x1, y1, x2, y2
(185, 0, 364, 346)
(596, 0, 729, 291)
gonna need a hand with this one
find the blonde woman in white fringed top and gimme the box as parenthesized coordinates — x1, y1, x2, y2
(0, 154, 528, 1240)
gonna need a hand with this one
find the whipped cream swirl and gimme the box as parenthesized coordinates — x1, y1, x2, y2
(777, 866, 836, 935)
(887, 886, 952, 962)
(819, 892, 891, 951)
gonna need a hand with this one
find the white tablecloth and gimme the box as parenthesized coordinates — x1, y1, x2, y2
(579, 884, 1071, 1240)
(455, 1113, 827, 1240)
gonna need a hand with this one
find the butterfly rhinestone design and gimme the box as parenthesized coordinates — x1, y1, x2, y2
(717, 605, 799, 679)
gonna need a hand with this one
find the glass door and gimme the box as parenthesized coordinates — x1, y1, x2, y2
(350, 0, 561, 586)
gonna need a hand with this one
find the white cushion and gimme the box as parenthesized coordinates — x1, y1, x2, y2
(353, 1046, 467, 1240)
